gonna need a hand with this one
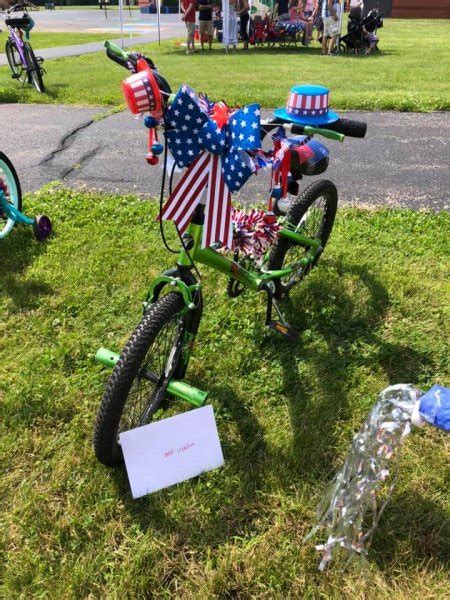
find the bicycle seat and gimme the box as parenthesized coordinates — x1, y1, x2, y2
(5, 16, 30, 29)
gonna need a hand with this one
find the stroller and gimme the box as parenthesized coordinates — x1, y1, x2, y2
(340, 8, 383, 55)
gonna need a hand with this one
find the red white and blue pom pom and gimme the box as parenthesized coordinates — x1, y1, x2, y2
(232, 208, 280, 260)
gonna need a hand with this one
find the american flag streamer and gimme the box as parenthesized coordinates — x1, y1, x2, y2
(159, 152, 233, 249)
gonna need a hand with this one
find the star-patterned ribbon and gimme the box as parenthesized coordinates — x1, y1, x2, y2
(159, 85, 261, 249)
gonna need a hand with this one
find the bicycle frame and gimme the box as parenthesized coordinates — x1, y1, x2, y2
(97, 208, 322, 405)
(7, 25, 26, 65)
(146, 208, 321, 301)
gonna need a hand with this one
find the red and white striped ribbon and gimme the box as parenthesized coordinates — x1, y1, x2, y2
(159, 152, 232, 249)
(202, 154, 232, 250)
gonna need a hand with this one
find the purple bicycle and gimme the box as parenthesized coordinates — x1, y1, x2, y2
(1, 1, 45, 93)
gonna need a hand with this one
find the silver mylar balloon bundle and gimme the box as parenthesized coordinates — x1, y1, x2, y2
(305, 384, 450, 571)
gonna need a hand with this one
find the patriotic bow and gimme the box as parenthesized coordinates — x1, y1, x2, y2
(159, 85, 261, 249)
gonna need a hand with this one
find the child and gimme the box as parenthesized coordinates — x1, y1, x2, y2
(321, 0, 340, 55)
(297, 1, 313, 43)
(289, 0, 299, 21)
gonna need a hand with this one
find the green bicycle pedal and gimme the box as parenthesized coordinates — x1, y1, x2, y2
(268, 320, 298, 341)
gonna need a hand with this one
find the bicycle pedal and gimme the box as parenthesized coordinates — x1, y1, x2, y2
(11, 73, 20, 79)
(268, 320, 298, 340)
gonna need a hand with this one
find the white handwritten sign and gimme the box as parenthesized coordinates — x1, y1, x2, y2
(119, 404, 224, 499)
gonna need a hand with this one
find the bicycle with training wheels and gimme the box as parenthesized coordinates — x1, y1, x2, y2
(1, 1, 45, 93)
(0, 151, 51, 240)
(93, 41, 367, 467)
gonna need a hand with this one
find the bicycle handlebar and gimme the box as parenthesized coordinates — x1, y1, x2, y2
(288, 123, 345, 142)
(103, 39, 367, 145)
(104, 39, 129, 61)
(5, 3, 29, 13)
(261, 120, 346, 143)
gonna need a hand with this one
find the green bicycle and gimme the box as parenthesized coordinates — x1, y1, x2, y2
(93, 42, 367, 467)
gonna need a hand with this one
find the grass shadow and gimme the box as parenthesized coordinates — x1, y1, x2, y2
(0, 226, 53, 310)
(265, 260, 435, 480)
(371, 490, 450, 569)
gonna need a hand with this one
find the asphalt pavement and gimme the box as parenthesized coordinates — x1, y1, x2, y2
(0, 104, 448, 211)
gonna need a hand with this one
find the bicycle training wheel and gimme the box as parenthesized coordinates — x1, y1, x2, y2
(23, 43, 45, 93)
(268, 179, 338, 298)
(94, 292, 189, 467)
(0, 152, 22, 240)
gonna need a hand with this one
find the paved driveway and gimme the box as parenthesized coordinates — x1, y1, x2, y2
(0, 104, 448, 211)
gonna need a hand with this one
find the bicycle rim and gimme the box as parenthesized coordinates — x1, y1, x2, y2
(118, 316, 183, 434)
(24, 44, 44, 93)
(280, 195, 329, 288)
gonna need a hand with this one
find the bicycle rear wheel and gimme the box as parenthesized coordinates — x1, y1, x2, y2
(23, 42, 45, 93)
(0, 152, 22, 240)
(268, 179, 338, 298)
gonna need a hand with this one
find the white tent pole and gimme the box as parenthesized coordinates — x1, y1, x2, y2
(119, 0, 125, 48)
(338, 0, 344, 52)
(157, 0, 161, 46)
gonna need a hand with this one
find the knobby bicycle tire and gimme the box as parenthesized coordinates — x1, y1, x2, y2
(268, 179, 338, 298)
(23, 42, 45, 93)
(94, 292, 187, 467)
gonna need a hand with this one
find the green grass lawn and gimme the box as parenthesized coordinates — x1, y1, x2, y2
(1, 18, 449, 109)
(1, 188, 449, 597)
(25, 31, 111, 49)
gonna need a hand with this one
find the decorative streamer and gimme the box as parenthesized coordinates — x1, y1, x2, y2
(305, 384, 450, 571)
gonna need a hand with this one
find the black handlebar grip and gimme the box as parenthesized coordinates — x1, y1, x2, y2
(326, 118, 367, 138)
(289, 124, 307, 135)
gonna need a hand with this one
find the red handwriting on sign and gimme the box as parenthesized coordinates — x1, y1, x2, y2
(163, 442, 195, 459)
(177, 442, 195, 454)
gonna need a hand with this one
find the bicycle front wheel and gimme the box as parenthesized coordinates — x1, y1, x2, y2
(0, 152, 22, 240)
(268, 179, 338, 298)
(23, 42, 45, 93)
(94, 292, 188, 467)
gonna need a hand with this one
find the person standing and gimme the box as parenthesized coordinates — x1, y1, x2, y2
(321, 0, 340, 55)
(198, 0, 214, 50)
(237, 0, 250, 50)
(181, 0, 197, 55)
(223, 0, 239, 52)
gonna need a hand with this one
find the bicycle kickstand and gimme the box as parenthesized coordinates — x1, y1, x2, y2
(265, 289, 298, 341)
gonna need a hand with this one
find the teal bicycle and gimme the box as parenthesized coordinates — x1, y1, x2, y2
(94, 42, 367, 466)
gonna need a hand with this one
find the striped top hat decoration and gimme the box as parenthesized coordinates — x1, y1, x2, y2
(122, 58, 163, 118)
(274, 85, 339, 126)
